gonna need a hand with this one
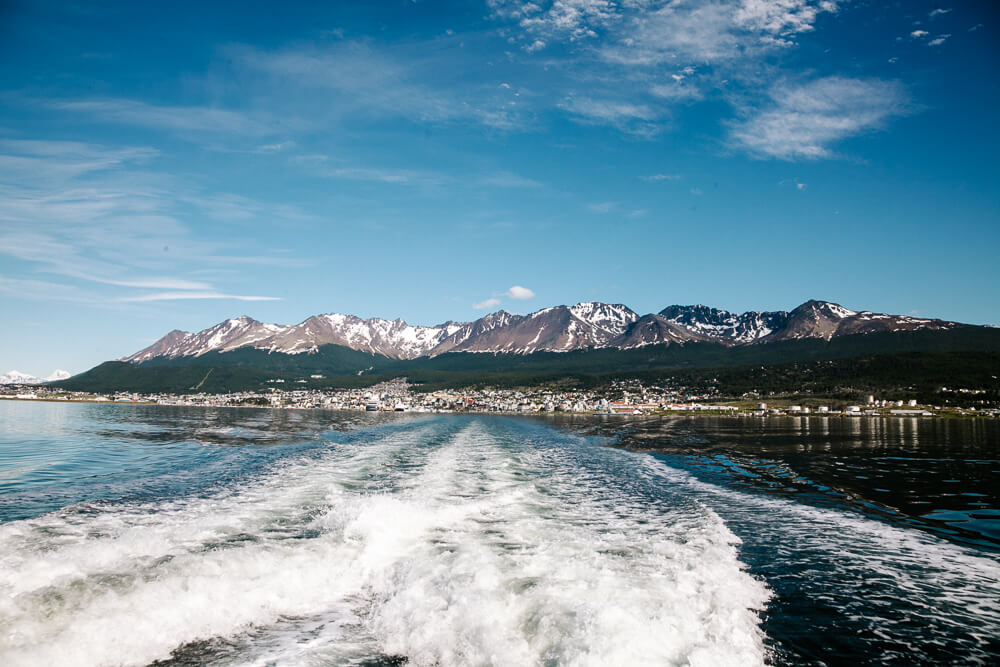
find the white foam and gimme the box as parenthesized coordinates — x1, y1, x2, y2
(635, 456, 1000, 640)
(0, 419, 769, 667)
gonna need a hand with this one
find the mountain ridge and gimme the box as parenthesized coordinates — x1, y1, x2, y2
(124, 300, 963, 364)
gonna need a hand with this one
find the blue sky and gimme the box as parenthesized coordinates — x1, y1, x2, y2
(1, 0, 998, 376)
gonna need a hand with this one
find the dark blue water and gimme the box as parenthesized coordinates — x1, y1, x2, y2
(0, 401, 997, 666)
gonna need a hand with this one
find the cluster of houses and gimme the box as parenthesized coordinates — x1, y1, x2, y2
(2, 380, 996, 418)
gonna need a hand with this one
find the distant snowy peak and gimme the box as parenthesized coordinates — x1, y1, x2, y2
(123, 300, 968, 363)
(1, 370, 42, 385)
(1, 369, 73, 384)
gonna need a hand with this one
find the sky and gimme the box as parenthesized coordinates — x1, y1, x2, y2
(1, 0, 998, 377)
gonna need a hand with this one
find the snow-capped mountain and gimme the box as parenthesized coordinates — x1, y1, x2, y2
(608, 314, 705, 349)
(0, 370, 41, 384)
(433, 303, 640, 355)
(660, 300, 958, 345)
(123, 300, 964, 364)
(0, 369, 72, 384)
(659, 304, 789, 344)
(124, 315, 465, 362)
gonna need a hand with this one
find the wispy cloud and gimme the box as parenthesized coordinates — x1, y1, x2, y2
(587, 201, 616, 213)
(642, 173, 681, 182)
(560, 97, 661, 136)
(253, 141, 296, 153)
(227, 40, 529, 132)
(0, 274, 102, 305)
(49, 99, 276, 137)
(929, 8, 952, 18)
(729, 77, 909, 160)
(479, 172, 543, 188)
(324, 166, 448, 186)
(0, 139, 289, 304)
(927, 34, 950, 46)
(0, 139, 159, 182)
(119, 292, 281, 302)
(473, 297, 502, 310)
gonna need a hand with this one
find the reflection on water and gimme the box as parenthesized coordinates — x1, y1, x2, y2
(562, 414, 1000, 551)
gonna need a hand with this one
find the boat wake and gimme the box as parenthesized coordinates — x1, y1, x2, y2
(0, 417, 768, 667)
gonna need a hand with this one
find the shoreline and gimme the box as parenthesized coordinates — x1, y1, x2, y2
(1, 395, 994, 420)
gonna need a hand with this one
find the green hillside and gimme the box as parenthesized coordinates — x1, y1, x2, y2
(52, 326, 1000, 397)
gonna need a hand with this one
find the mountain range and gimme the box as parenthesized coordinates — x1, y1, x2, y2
(125, 300, 961, 363)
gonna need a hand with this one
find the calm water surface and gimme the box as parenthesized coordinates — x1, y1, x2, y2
(0, 401, 997, 666)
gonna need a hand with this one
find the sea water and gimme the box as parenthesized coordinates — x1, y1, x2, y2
(0, 401, 997, 665)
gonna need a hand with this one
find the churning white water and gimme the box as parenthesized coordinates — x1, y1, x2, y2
(0, 417, 770, 666)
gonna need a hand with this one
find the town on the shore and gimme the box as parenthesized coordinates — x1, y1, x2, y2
(2, 378, 996, 418)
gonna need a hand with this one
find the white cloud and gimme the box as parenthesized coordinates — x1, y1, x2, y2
(797, 182, 807, 190)
(910, 30, 929, 38)
(473, 297, 502, 309)
(491, 0, 622, 42)
(587, 201, 616, 213)
(505, 285, 536, 300)
(486, 1, 846, 139)
(119, 292, 281, 302)
(729, 76, 909, 160)
(497, 1, 840, 65)
(929, 8, 952, 18)
(601, 3, 741, 65)
(927, 34, 950, 46)
(735, 0, 841, 35)
(642, 173, 681, 181)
